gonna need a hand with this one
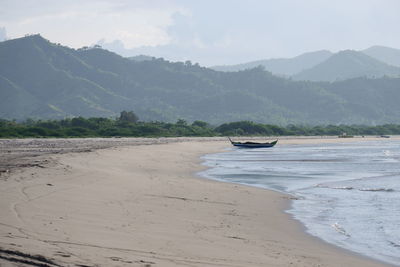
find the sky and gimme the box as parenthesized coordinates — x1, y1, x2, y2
(1, 0, 400, 66)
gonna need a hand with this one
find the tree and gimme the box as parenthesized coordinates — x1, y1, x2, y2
(118, 111, 139, 123)
(176, 119, 187, 126)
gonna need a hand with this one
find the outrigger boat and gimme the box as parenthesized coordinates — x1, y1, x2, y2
(228, 137, 278, 148)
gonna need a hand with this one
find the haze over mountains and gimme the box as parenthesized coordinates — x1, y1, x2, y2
(212, 50, 333, 76)
(292, 50, 400, 82)
(212, 46, 400, 81)
(1, 35, 400, 125)
(363, 46, 400, 67)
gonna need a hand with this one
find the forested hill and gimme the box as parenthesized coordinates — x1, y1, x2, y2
(1, 35, 400, 125)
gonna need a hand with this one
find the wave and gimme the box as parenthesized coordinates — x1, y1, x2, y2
(388, 241, 400, 248)
(332, 186, 354, 190)
(316, 184, 354, 190)
(358, 188, 395, 192)
(315, 184, 394, 192)
(332, 222, 351, 237)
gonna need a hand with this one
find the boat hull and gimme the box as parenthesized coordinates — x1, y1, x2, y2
(232, 143, 276, 148)
(230, 139, 278, 148)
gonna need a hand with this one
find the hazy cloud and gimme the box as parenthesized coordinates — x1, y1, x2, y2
(0, 0, 187, 48)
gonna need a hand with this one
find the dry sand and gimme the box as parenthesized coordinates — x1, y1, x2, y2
(0, 137, 397, 267)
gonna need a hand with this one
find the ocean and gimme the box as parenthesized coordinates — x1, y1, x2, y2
(200, 140, 400, 266)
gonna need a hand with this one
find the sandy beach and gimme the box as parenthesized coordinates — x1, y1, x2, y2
(0, 137, 396, 267)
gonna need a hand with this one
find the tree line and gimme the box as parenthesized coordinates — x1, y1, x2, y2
(1, 112, 400, 138)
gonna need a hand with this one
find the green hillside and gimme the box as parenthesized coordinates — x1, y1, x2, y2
(1, 35, 400, 125)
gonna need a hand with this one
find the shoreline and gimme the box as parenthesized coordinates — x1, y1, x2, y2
(0, 137, 397, 266)
(199, 137, 399, 267)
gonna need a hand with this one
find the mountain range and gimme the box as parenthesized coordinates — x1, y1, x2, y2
(1, 35, 400, 125)
(292, 50, 400, 82)
(363, 46, 400, 67)
(212, 50, 333, 76)
(212, 46, 400, 81)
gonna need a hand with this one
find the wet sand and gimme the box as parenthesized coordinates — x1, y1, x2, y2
(0, 137, 396, 266)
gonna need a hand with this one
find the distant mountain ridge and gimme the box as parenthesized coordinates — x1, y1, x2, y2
(1, 35, 400, 125)
(292, 50, 400, 82)
(362, 46, 400, 67)
(212, 50, 333, 76)
(211, 46, 400, 81)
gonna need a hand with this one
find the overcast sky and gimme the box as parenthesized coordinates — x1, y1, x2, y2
(1, 0, 400, 66)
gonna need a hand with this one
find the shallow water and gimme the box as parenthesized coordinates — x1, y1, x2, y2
(201, 140, 400, 266)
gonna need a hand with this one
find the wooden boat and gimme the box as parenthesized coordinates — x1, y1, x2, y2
(228, 137, 278, 148)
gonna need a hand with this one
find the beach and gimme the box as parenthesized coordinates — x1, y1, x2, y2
(0, 137, 395, 267)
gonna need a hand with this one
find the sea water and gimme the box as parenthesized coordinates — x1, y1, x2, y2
(200, 140, 400, 266)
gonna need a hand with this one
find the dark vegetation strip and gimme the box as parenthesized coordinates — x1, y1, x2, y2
(0, 248, 59, 266)
(0, 255, 54, 267)
(2, 112, 400, 138)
